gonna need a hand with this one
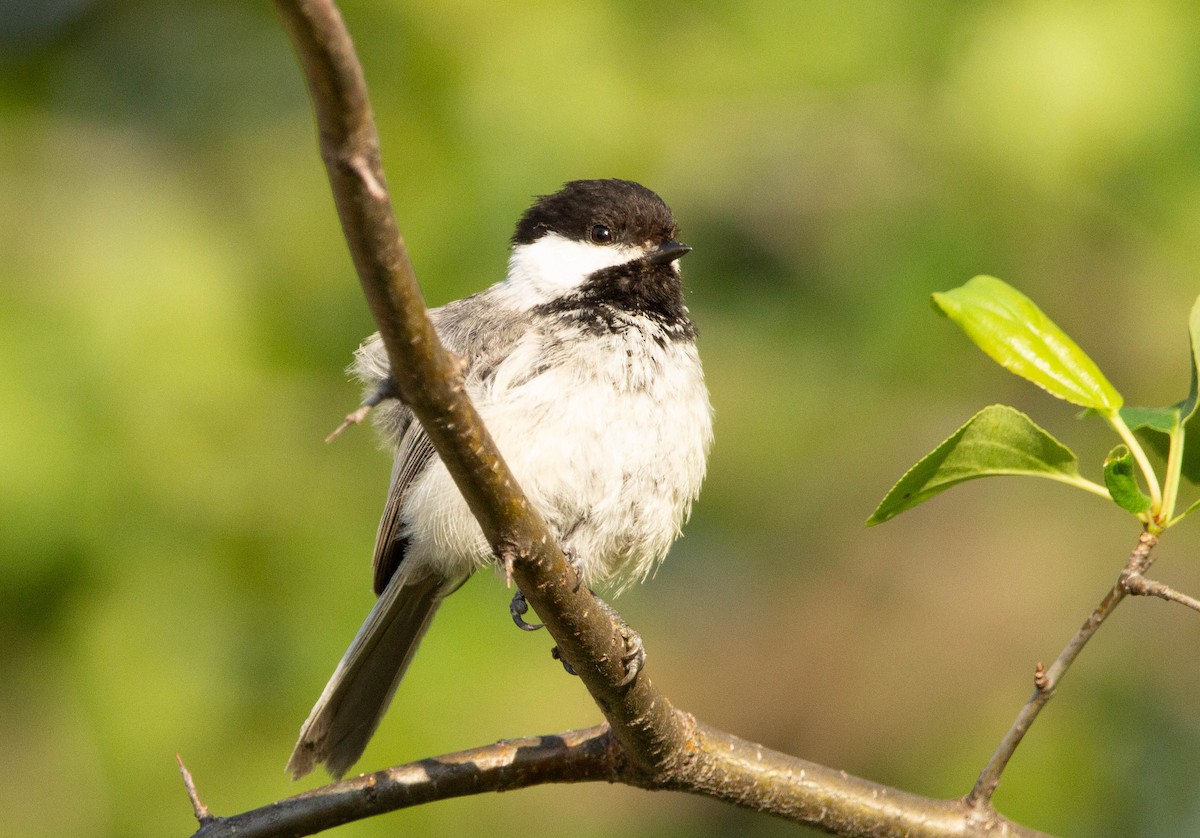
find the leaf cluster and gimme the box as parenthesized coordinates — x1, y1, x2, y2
(870, 276, 1200, 532)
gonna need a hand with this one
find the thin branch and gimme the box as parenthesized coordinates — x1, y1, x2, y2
(1121, 571, 1200, 614)
(675, 722, 1047, 837)
(324, 379, 397, 442)
(966, 531, 1159, 808)
(187, 2, 1058, 836)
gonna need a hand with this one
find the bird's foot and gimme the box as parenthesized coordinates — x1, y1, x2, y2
(561, 545, 584, 590)
(549, 594, 645, 686)
(509, 589, 544, 631)
(596, 596, 646, 687)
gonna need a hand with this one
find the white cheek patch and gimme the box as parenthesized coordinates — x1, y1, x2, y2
(506, 233, 644, 303)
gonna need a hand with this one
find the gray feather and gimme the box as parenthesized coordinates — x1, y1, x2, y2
(286, 569, 462, 779)
(371, 425, 437, 594)
(287, 297, 518, 780)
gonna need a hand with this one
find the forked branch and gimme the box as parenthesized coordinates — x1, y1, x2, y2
(188, 721, 1044, 838)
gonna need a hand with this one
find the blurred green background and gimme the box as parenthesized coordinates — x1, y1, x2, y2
(3, 1, 1200, 835)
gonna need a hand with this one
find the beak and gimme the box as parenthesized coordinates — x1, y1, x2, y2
(647, 240, 692, 265)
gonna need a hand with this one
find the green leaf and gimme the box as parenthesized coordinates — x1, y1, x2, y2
(868, 404, 1086, 525)
(1121, 405, 1179, 436)
(1102, 445, 1153, 514)
(932, 276, 1123, 412)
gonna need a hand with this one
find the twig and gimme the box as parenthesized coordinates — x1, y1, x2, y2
(324, 379, 398, 442)
(966, 531, 1159, 809)
(324, 404, 372, 442)
(1121, 572, 1200, 614)
(177, 755, 213, 825)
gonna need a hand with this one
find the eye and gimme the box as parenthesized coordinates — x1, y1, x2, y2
(589, 224, 612, 244)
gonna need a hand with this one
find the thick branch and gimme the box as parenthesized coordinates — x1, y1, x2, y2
(188, 721, 1045, 838)
(215, 2, 1055, 835)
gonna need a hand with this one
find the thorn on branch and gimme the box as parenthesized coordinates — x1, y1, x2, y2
(177, 754, 214, 825)
(347, 154, 388, 201)
(501, 546, 515, 588)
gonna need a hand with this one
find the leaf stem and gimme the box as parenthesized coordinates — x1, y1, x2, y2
(1122, 572, 1200, 614)
(1052, 473, 1115, 500)
(1160, 425, 1185, 525)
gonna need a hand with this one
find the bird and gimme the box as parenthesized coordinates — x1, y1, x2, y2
(287, 178, 713, 780)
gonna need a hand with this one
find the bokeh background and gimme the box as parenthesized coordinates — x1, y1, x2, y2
(4, 1, 1200, 835)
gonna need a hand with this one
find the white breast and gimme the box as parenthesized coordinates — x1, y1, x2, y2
(397, 319, 713, 592)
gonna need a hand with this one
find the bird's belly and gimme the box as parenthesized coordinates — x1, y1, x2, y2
(399, 339, 711, 590)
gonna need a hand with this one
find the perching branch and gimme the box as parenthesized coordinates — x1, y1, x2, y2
(190, 726, 620, 838)
(184, 1, 1049, 835)
(186, 720, 1048, 838)
(966, 531, 1159, 808)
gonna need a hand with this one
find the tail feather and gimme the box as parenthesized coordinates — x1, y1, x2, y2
(287, 570, 451, 779)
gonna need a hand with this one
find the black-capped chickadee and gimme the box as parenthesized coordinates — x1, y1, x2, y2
(287, 179, 713, 779)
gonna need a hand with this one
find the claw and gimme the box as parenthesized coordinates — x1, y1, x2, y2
(551, 646, 577, 676)
(594, 596, 645, 687)
(615, 628, 645, 687)
(510, 590, 544, 631)
(561, 545, 584, 589)
(542, 594, 644, 684)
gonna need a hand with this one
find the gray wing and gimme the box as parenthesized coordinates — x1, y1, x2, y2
(371, 423, 436, 594)
(364, 290, 527, 594)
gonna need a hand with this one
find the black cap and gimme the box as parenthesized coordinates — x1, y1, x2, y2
(512, 179, 681, 250)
